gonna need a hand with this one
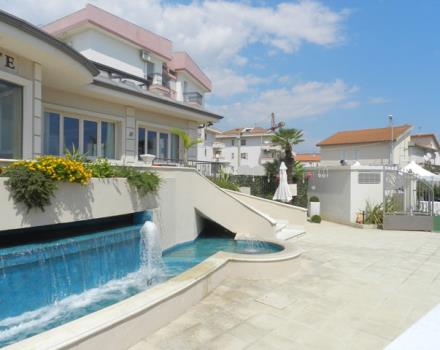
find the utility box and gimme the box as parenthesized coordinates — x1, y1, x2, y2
(433, 216, 440, 233)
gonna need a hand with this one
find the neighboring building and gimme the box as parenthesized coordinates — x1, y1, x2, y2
(296, 153, 320, 167)
(409, 134, 440, 166)
(197, 127, 224, 162)
(317, 125, 414, 167)
(0, 5, 221, 163)
(213, 127, 281, 175)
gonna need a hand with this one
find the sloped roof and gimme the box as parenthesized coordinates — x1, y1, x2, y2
(295, 153, 320, 162)
(170, 52, 212, 91)
(0, 9, 99, 77)
(410, 134, 440, 150)
(317, 124, 413, 146)
(219, 127, 270, 137)
(43, 4, 173, 60)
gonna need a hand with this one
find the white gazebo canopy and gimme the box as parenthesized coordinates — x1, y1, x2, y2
(403, 161, 440, 182)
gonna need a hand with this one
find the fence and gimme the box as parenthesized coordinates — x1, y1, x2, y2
(383, 166, 436, 216)
(152, 158, 228, 178)
(227, 175, 308, 208)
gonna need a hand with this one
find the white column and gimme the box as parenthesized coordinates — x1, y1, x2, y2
(32, 62, 43, 157)
(124, 106, 136, 162)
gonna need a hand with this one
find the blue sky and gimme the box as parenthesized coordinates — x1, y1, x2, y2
(2, 0, 439, 152)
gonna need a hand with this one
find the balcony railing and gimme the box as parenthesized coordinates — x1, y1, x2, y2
(183, 92, 203, 105)
(152, 157, 228, 177)
(95, 61, 176, 98)
(212, 142, 225, 149)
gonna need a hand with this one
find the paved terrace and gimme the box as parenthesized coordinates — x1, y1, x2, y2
(130, 221, 440, 350)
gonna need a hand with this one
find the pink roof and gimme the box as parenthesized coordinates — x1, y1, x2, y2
(43, 4, 173, 60)
(170, 52, 212, 92)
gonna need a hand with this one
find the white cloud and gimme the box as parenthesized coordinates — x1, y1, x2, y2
(369, 97, 389, 104)
(215, 79, 358, 127)
(0, 0, 349, 97)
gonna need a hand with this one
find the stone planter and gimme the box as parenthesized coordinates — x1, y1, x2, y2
(308, 201, 320, 217)
(140, 154, 156, 166)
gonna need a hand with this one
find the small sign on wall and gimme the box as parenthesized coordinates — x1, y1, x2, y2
(0, 50, 16, 71)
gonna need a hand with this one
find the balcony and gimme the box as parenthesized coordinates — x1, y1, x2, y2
(94, 61, 176, 99)
(183, 92, 203, 106)
(212, 141, 225, 149)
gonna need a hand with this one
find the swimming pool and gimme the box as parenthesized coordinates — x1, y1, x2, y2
(0, 224, 282, 347)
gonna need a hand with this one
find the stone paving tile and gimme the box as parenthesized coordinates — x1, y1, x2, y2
(129, 221, 440, 350)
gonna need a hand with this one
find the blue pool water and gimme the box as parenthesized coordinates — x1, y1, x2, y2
(0, 224, 282, 347)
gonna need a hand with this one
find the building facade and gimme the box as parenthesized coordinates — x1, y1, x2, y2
(295, 153, 320, 167)
(0, 5, 220, 163)
(211, 127, 281, 175)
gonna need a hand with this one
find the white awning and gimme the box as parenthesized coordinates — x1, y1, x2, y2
(403, 161, 440, 182)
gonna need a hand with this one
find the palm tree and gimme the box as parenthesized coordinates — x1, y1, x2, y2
(271, 128, 304, 183)
(170, 128, 202, 164)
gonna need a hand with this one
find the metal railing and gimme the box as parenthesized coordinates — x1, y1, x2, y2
(183, 92, 203, 105)
(152, 157, 227, 177)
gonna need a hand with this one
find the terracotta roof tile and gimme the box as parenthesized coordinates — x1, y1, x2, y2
(317, 124, 412, 146)
(295, 153, 320, 162)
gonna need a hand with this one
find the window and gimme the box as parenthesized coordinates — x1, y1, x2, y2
(83, 120, 97, 156)
(63, 117, 79, 153)
(0, 80, 22, 158)
(171, 134, 179, 160)
(159, 133, 169, 158)
(231, 152, 234, 159)
(138, 127, 146, 157)
(44, 112, 60, 155)
(241, 153, 248, 159)
(231, 139, 235, 146)
(240, 139, 246, 146)
(358, 172, 381, 184)
(147, 131, 157, 156)
(146, 62, 154, 80)
(43, 112, 116, 158)
(101, 122, 115, 159)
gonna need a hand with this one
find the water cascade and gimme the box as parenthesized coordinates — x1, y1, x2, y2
(139, 221, 164, 285)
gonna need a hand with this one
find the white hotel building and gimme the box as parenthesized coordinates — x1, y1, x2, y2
(0, 5, 221, 163)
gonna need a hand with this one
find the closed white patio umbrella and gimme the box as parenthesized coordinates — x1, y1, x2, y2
(273, 162, 293, 202)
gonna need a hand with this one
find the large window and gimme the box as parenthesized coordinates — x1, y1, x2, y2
(44, 112, 60, 155)
(170, 133, 179, 160)
(138, 127, 179, 160)
(83, 120, 97, 156)
(44, 112, 116, 158)
(0, 80, 22, 158)
(147, 130, 157, 156)
(101, 121, 115, 158)
(63, 117, 79, 153)
(159, 133, 168, 159)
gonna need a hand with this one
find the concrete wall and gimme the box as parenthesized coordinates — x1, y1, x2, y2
(308, 168, 352, 223)
(308, 166, 385, 224)
(67, 29, 164, 81)
(156, 168, 277, 248)
(225, 190, 307, 227)
(0, 178, 157, 231)
(0, 167, 281, 247)
(349, 169, 384, 221)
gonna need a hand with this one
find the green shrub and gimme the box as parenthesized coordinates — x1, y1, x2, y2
(309, 196, 320, 202)
(210, 170, 240, 191)
(3, 165, 57, 212)
(364, 201, 383, 225)
(211, 178, 240, 191)
(112, 166, 160, 196)
(310, 215, 321, 223)
(87, 158, 114, 178)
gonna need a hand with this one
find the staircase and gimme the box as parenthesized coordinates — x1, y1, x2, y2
(273, 219, 306, 241)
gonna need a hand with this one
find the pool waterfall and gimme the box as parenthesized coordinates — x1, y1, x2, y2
(0, 215, 282, 347)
